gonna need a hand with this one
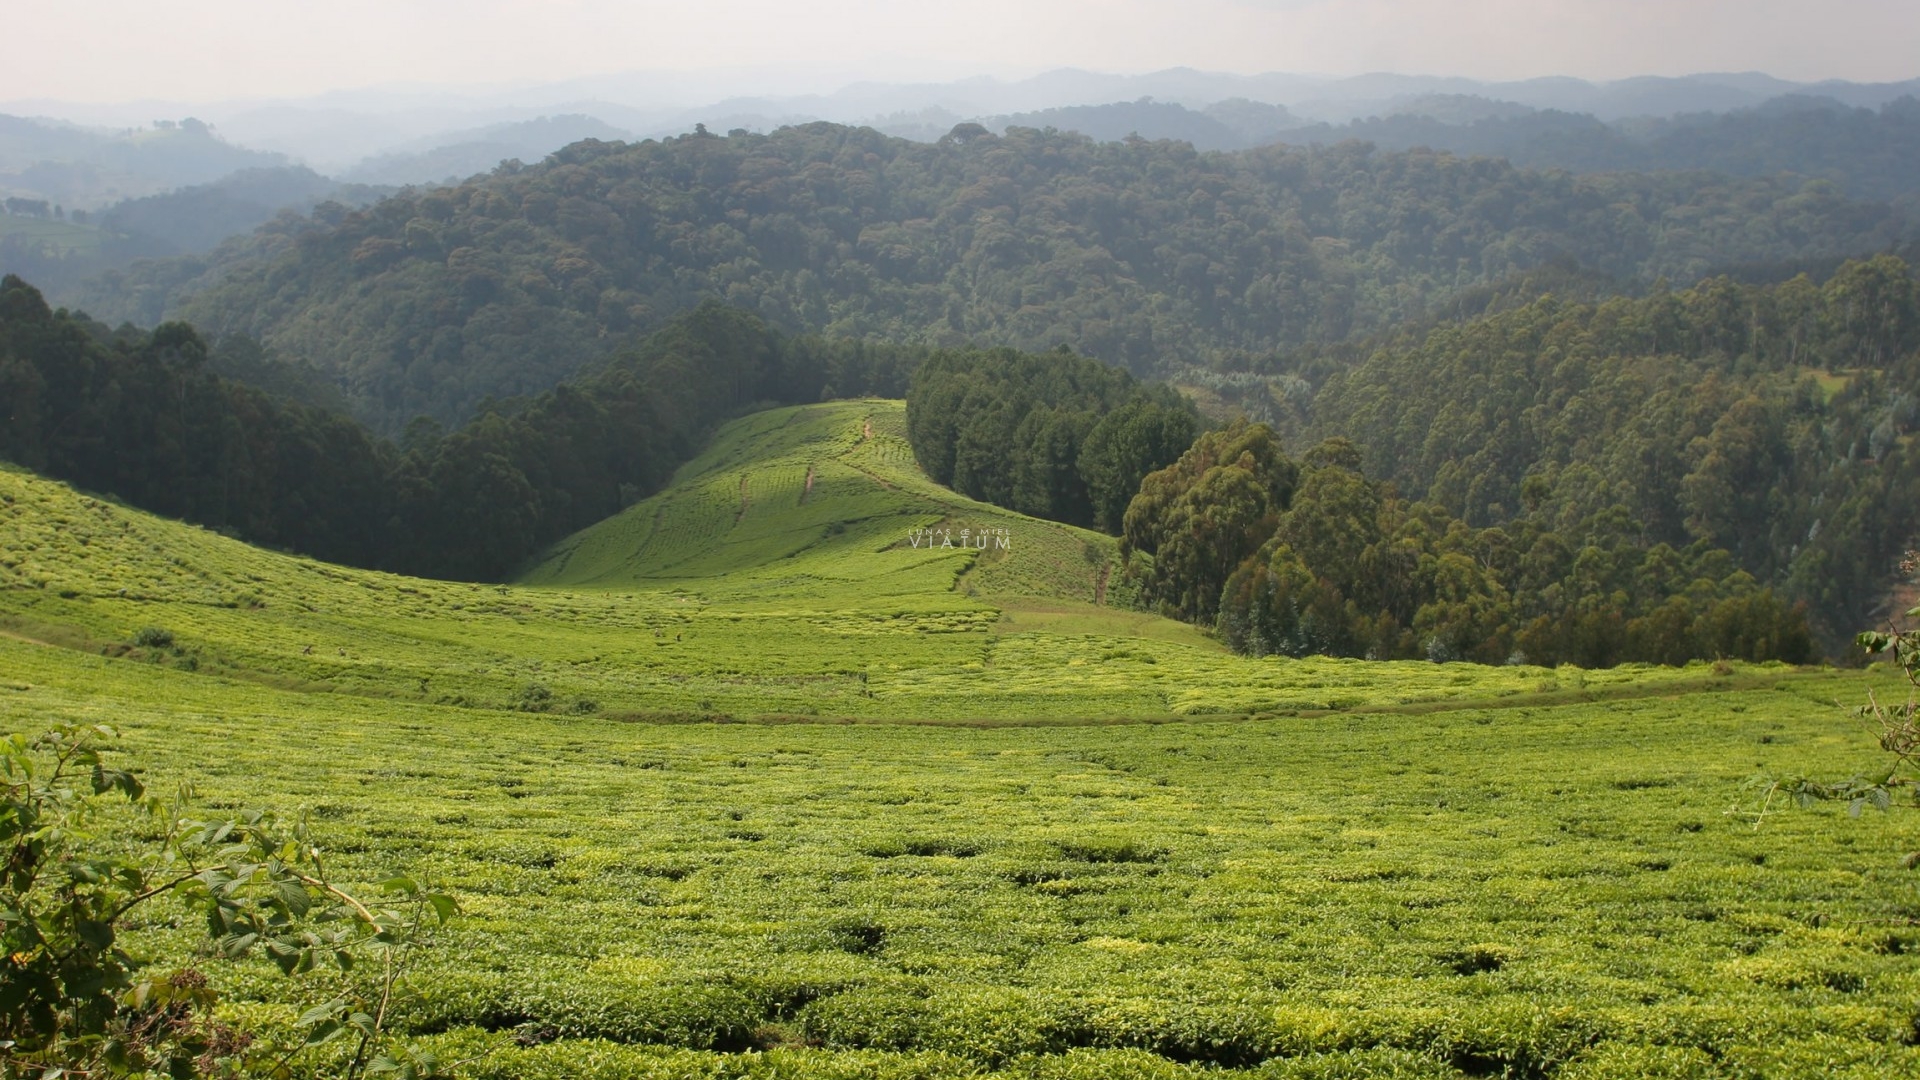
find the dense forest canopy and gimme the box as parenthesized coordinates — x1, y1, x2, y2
(1302, 256, 1920, 639)
(1273, 95, 1920, 203)
(905, 348, 1196, 531)
(71, 122, 1913, 433)
(1100, 257, 1920, 656)
(1120, 420, 1815, 667)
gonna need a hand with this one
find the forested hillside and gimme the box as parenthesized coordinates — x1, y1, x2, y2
(75, 122, 1913, 433)
(1305, 256, 1920, 638)
(906, 348, 1196, 530)
(1120, 421, 1815, 667)
(1093, 257, 1920, 654)
(0, 166, 391, 300)
(0, 276, 921, 580)
(1269, 96, 1920, 203)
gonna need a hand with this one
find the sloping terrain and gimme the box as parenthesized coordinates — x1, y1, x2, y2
(522, 399, 1120, 606)
(79, 123, 1914, 430)
(2, 400, 1726, 723)
(2, 400, 1913, 1077)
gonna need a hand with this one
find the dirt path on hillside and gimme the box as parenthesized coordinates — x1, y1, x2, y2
(800, 465, 815, 505)
(1094, 561, 1110, 606)
(736, 474, 750, 524)
(843, 459, 898, 491)
(0, 627, 55, 648)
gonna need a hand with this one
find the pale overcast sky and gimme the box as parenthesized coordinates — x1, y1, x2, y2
(7, 0, 1917, 104)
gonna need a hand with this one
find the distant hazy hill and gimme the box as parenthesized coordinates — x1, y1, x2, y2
(73, 122, 1913, 433)
(342, 114, 637, 187)
(1282, 71, 1920, 123)
(986, 98, 1306, 151)
(1268, 94, 1920, 202)
(0, 165, 389, 302)
(934, 91, 1920, 204)
(992, 100, 1252, 151)
(98, 166, 391, 255)
(0, 114, 287, 208)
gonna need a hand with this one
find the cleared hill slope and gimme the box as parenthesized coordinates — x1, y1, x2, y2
(0, 399, 1738, 722)
(521, 399, 1122, 605)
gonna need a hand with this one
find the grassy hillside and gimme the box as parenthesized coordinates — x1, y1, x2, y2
(0, 399, 1722, 722)
(0, 630, 1910, 1078)
(4, 400, 1916, 1076)
(522, 399, 1121, 604)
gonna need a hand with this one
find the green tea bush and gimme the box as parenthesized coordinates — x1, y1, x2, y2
(1246, 1050, 1463, 1079)
(495, 981, 762, 1050)
(1556, 1043, 1721, 1079)
(6, 440, 1920, 1077)
(1055, 839, 1167, 865)
(797, 987, 934, 1052)
(1063, 997, 1281, 1066)
(906, 987, 1062, 1063)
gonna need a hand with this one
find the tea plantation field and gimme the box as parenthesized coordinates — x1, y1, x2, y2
(0, 402, 1717, 722)
(2, 400, 1917, 1077)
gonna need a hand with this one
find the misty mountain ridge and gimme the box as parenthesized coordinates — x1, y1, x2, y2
(0, 113, 286, 209)
(990, 99, 1255, 152)
(96, 166, 390, 255)
(1273, 94, 1920, 202)
(6, 67, 1920, 304)
(342, 114, 640, 186)
(12, 67, 1920, 179)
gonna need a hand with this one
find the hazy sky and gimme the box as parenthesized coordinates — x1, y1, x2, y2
(7, 0, 1917, 104)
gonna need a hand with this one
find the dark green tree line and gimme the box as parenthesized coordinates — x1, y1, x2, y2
(1123, 422, 1815, 666)
(906, 346, 1196, 531)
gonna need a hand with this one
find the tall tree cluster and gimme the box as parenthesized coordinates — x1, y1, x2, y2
(0, 276, 394, 567)
(1123, 423, 1816, 666)
(1298, 255, 1920, 644)
(905, 347, 1197, 531)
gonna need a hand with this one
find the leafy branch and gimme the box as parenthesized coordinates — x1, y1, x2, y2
(1, 723, 457, 1078)
(1738, 624, 1920, 863)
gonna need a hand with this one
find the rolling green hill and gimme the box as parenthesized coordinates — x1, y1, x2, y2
(3, 398, 1725, 722)
(521, 399, 1122, 604)
(2, 398, 1916, 1077)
